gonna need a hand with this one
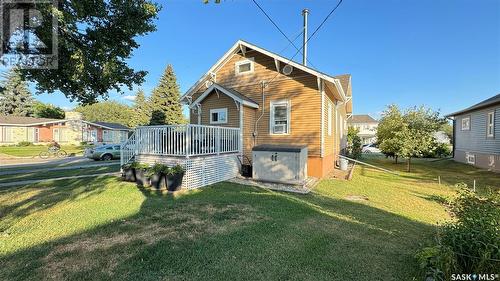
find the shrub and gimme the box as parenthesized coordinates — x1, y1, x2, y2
(424, 143, 451, 158)
(416, 187, 500, 280)
(146, 163, 170, 176)
(168, 164, 185, 175)
(347, 126, 362, 159)
(129, 162, 149, 170)
(17, 141, 33, 147)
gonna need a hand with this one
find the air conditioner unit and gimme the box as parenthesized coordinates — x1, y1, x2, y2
(273, 124, 287, 134)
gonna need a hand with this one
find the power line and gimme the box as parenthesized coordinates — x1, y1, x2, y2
(251, 0, 315, 67)
(266, 0, 344, 85)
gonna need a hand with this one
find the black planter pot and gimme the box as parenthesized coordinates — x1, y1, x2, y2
(135, 169, 149, 186)
(167, 172, 184, 192)
(123, 168, 136, 182)
(150, 173, 167, 190)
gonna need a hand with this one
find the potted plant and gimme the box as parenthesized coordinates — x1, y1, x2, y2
(166, 164, 185, 192)
(147, 163, 169, 190)
(121, 163, 136, 182)
(134, 163, 150, 187)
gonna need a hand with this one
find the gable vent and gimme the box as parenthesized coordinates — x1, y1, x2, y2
(282, 65, 293, 75)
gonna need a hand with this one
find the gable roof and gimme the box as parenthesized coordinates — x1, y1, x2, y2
(445, 94, 500, 117)
(0, 115, 63, 126)
(181, 40, 351, 108)
(190, 83, 259, 109)
(90, 121, 130, 130)
(348, 115, 378, 123)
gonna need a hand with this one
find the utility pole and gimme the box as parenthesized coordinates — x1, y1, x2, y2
(302, 8, 309, 66)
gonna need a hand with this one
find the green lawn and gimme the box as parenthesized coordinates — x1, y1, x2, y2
(0, 156, 497, 280)
(0, 145, 86, 157)
(0, 165, 119, 184)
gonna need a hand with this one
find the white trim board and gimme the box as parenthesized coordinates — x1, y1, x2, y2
(189, 83, 259, 109)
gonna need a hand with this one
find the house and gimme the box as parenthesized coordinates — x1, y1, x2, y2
(348, 114, 378, 145)
(445, 94, 499, 172)
(0, 112, 131, 145)
(180, 40, 352, 178)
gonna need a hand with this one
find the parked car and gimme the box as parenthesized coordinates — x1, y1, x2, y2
(86, 144, 121, 161)
(362, 143, 381, 154)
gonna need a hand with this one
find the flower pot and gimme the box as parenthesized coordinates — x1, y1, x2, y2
(122, 167, 136, 182)
(167, 171, 184, 191)
(134, 169, 149, 187)
(150, 173, 167, 190)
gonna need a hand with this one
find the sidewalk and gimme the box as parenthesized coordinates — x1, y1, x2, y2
(0, 156, 95, 169)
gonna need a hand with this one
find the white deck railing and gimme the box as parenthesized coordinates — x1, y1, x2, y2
(121, 124, 241, 167)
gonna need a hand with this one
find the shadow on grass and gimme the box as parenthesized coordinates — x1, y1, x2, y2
(0, 180, 437, 281)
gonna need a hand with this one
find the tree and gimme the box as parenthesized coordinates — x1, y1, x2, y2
(0, 69, 33, 116)
(377, 104, 445, 172)
(75, 101, 134, 127)
(14, 1, 160, 104)
(129, 89, 151, 128)
(440, 122, 453, 144)
(347, 126, 362, 159)
(377, 104, 405, 163)
(148, 65, 184, 125)
(32, 102, 65, 119)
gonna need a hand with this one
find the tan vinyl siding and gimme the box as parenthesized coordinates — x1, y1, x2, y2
(189, 50, 323, 157)
(196, 91, 240, 128)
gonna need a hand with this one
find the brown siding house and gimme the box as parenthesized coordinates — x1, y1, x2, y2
(181, 40, 352, 178)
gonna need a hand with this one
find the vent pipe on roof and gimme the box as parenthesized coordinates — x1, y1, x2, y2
(302, 8, 309, 66)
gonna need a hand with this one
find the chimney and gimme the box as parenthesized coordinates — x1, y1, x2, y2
(64, 111, 83, 120)
(302, 8, 309, 66)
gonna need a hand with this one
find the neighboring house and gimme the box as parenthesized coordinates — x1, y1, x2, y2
(348, 114, 378, 145)
(0, 112, 131, 145)
(181, 40, 352, 178)
(445, 94, 500, 172)
(433, 131, 451, 144)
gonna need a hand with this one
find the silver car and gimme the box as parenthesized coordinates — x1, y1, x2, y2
(85, 144, 121, 161)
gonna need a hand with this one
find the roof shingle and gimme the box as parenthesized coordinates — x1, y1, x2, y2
(349, 115, 378, 123)
(0, 115, 62, 125)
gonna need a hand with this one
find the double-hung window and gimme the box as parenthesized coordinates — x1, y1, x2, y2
(210, 108, 227, 124)
(270, 100, 290, 134)
(487, 112, 494, 137)
(461, 117, 470, 130)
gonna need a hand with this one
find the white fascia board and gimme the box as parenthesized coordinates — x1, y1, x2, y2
(189, 84, 259, 109)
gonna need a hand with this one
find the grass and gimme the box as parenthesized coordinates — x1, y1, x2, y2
(0, 165, 120, 184)
(0, 145, 86, 157)
(0, 156, 497, 280)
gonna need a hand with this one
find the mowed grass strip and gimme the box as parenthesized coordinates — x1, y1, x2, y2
(0, 156, 496, 280)
(0, 145, 85, 157)
(0, 165, 120, 184)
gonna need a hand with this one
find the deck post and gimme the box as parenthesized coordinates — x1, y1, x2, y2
(186, 125, 191, 158)
(216, 127, 221, 155)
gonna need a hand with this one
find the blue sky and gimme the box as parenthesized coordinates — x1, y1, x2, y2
(34, 0, 499, 119)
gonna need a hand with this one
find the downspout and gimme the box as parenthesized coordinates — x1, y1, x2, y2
(253, 81, 267, 146)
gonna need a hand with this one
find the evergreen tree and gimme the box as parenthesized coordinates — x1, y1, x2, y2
(129, 89, 151, 127)
(32, 102, 65, 119)
(148, 65, 184, 125)
(0, 69, 34, 116)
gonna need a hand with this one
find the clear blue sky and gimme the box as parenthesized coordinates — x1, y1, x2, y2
(36, 0, 500, 119)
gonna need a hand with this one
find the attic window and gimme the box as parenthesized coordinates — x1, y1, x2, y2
(235, 58, 254, 75)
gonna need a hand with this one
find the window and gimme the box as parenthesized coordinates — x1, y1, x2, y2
(235, 58, 254, 75)
(270, 100, 290, 134)
(327, 102, 333, 136)
(487, 112, 494, 137)
(466, 153, 475, 164)
(103, 130, 114, 142)
(0, 126, 12, 142)
(210, 108, 227, 124)
(461, 117, 470, 130)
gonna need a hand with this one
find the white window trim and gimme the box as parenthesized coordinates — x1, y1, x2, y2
(487, 111, 494, 137)
(461, 116, 470, 131)
(235, 57, 254, 75)
(210, 108, 228, 124)
(466, 153, 475, 164)
(269, 100, 291, 135)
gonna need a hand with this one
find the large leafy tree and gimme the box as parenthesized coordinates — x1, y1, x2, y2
(16, 0, 160, 104)
(129, 89, 151, 127)
(0, 69, 34, 116)
(75, 101, 134, 127)
(377, 104, 445, 172)
(148, 65, 183, 125)
(32, 102, 65, 119)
